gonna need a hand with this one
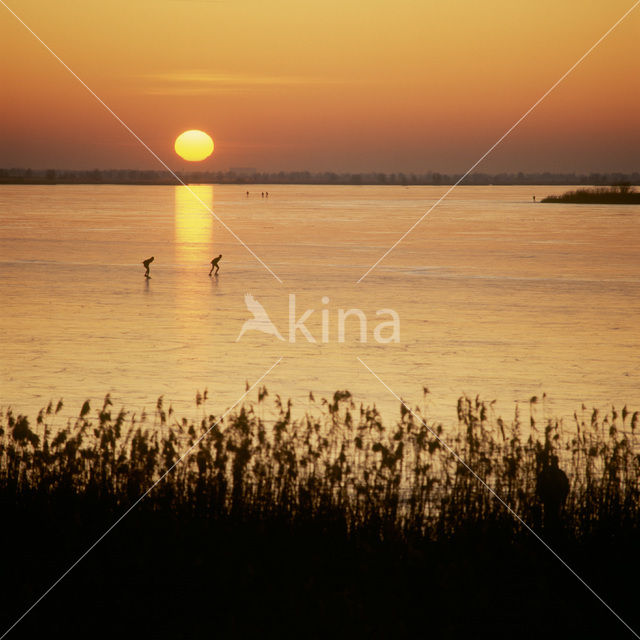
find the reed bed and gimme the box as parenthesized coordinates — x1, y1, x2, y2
(542, 184, 640, 204)
(2, 389, 638, 542)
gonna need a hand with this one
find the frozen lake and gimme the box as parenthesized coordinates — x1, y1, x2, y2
(1, 184, 639, 428)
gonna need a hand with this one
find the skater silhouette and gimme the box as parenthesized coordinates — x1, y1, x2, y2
(209, 254, 222, 276)
(142, 256, 154, 278)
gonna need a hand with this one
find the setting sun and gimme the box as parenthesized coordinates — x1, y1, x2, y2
(174, 129, 214, 162)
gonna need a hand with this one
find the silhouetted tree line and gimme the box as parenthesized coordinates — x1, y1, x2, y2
(1, 167, 639, 186)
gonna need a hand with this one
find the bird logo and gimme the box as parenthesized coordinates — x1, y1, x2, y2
(236, 293, 285, 342)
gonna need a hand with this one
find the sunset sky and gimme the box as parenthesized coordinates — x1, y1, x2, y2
(1, 0, 639, 173)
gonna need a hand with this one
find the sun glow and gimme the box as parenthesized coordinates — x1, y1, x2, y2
(174, 185, 214, 263)
(174, 130, 214, 161)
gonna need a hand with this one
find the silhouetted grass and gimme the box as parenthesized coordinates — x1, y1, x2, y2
(2, 390, 639, 540)
(3, 391, 640, 637)
(542, 184, 640, 204)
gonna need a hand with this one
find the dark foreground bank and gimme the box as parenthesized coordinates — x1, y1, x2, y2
(1, 392, 639, 638)
(3, 503, 639, 639)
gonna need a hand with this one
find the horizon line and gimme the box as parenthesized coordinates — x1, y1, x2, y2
(2, 167, 639, 176)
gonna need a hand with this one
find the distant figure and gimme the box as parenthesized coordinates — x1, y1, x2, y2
(209, 254, 222, 276)
(261, 192, 264, 198)
(142, 256, 154, 278)
(246, 191, 249, 197)
(265, 191, 269, 198)
(536, 455, 569, 531)
(533, 195, 536, 202)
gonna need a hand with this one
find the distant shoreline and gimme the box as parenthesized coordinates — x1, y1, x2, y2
(1, 169, 639, 187)
(542, 185, 640, 204)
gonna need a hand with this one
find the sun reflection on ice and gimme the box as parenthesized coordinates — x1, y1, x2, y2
(174, 185, 214, 265)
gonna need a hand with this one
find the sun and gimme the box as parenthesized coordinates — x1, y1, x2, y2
(174, 130, 214, 162)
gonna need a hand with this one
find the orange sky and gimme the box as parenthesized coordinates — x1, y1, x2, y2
(1, 0, 639, 172)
